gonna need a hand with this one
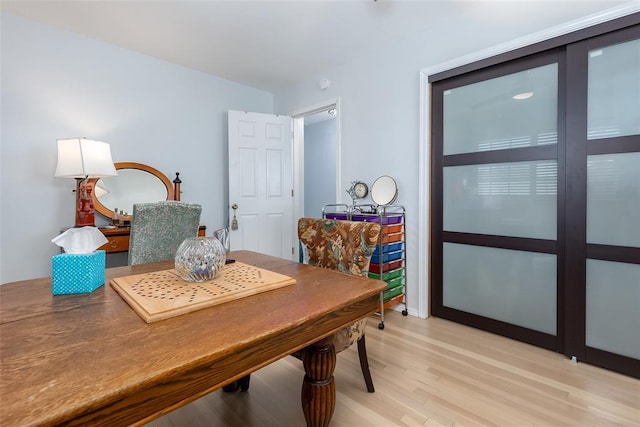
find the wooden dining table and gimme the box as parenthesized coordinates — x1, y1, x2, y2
(0, 250, 386, 426)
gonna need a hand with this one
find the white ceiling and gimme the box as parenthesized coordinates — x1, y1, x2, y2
(1, 1, 632, 93)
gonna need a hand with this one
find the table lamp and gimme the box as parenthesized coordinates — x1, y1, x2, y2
(54, 138, 118, 227)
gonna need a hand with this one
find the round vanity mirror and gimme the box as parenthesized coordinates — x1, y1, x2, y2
(371, 175, 398, 206)
(91, 162, 175, 219)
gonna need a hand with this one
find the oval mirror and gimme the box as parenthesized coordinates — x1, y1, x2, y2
(90, 162, 174, 219)
(371, 175, 398, 206)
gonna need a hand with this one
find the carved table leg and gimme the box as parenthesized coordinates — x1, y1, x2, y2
(301, 335, 336, 427)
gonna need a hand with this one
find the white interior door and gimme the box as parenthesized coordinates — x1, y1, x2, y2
(228, 110, 294, 259)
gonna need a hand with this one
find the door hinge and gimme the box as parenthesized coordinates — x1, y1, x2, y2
(292, 247, 294, 255)
(291, 189, 294, 197)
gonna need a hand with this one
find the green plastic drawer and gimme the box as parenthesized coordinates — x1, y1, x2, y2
(383, 286, 403, 301)
(385, 276, 404, 290)
(368, 268, 403, 282)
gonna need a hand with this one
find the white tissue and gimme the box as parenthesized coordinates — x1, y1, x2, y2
(52, 226, 108, 254)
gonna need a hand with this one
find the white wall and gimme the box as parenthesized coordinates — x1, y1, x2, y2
(0, 13, 273, 283)
(304, 119, 337, 217)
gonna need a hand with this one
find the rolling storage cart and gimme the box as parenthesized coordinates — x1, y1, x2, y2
(323, 203, 408, 329)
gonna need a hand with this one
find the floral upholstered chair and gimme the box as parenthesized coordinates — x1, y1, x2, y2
(224, 217, 381, 394)
(128, 201, 202, 266)
(296, 217, 381, 392)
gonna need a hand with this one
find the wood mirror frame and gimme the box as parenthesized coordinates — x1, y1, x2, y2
(90, 162, 180, 219)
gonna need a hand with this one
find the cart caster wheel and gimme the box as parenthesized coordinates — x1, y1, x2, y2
(402, 310, 408, 316)
(378, 322, 385, 330)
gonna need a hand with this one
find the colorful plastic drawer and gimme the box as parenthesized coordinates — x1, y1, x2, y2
(371, 250, 402, 264)
(382, 224, 403, 234)
(383, 286, 403, 301)
(369, 259, 403, 274)
(368, 268, 403, 282)
(373, 242, 403, 255)
(381, 233, 403, 244)
(385, 276, 404, 290)
(324, 213, 349, 220)
(351, 214, 402, 225)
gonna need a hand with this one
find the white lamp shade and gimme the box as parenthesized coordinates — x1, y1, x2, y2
(54, 138, 118, 178)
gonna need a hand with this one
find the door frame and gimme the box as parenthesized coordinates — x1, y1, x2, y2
(290, 98, 341, 259)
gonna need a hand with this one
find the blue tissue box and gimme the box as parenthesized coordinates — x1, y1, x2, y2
(51, 250, 106, 295)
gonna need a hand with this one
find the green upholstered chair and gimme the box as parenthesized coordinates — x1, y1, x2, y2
(128, 201, 202, 266)
(225, 217, 381, 394)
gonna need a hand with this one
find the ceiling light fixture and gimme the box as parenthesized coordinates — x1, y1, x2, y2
(512, 91, 534, 100)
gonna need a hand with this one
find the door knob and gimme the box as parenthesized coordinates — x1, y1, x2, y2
(231, 204, 239, 230)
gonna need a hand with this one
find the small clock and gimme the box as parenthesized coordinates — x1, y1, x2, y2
(354, 181, 369, 199)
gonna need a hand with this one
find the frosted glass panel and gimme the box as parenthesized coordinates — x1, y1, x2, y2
(444, 161, 557, 239)
(588, 38, 640, 139)
(443, 63, 558, 155)
(587, 152, 640, 246)
(443, 243, 556, 334)
(586, 259, 640, 359)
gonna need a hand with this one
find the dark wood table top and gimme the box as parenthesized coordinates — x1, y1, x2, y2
(0, 250, 386, 426)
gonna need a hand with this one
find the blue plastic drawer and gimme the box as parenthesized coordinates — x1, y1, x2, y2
(373, 242, 403, 255)
(371, 250, 402, 264)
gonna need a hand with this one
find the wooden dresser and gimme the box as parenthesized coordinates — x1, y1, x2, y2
(98, 225, 206, 253)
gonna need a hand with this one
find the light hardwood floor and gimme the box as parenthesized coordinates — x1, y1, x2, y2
(148, 310, 640, 426)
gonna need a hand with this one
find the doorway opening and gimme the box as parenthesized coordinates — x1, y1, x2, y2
(291, 98, 341, 259)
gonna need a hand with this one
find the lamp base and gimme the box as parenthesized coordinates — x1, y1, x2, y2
(75, 178, 95, 227)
